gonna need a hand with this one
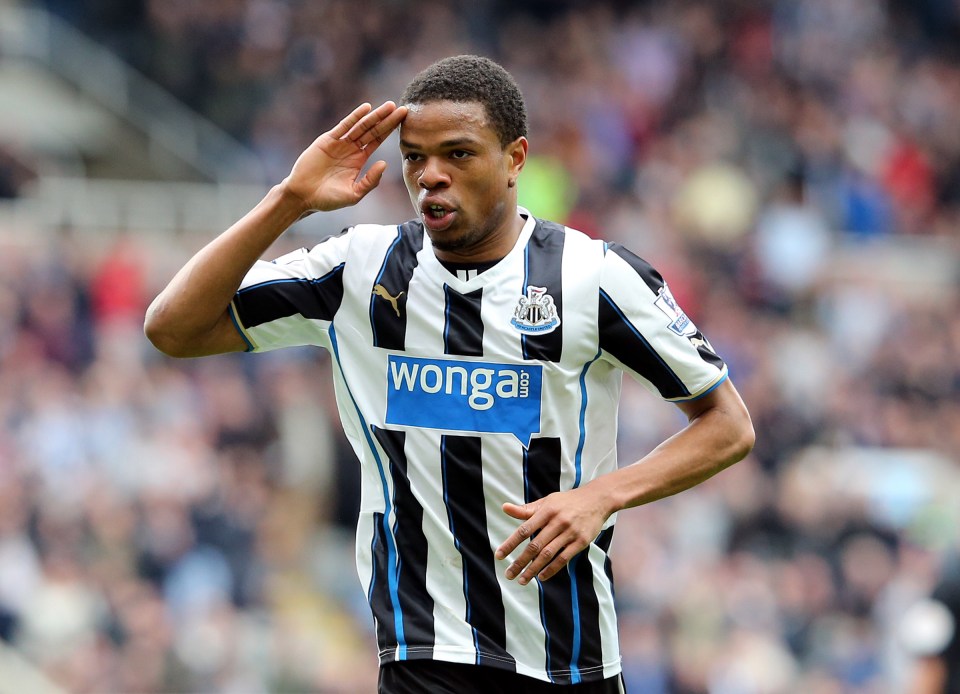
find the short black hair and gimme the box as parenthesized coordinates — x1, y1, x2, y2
(401, 55, 528, 147)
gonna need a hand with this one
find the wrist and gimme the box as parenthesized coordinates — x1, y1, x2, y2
(585, 473, 627, 517)
(274, 179, 314, 217)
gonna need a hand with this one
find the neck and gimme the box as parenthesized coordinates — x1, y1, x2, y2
(432, 208, 526, 264)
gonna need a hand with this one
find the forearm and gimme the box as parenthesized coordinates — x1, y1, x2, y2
(594, 385, 754, 514)
(145, 184, 308, 354)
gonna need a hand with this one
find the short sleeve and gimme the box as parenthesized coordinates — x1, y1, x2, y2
(597, 243, 727, 401)
(230, 231, 352, 352)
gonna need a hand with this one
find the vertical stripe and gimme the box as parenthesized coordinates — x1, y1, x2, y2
(571, 529, 616, 676)
(441, 436, 515, 669)
(521, 220, 565, 362)
(568, 553, 583, 682)
(524, 437, 608, 684)
(369, 512, 396, 652)
(370, 221, 424, 350)
(574, 349, 602, 489)
(374, 427, 435, 656)
(523, 437, 576, 683)
(443, 285, 484, 356)
(328, 326, 405, 656)
(571, 546, 604, 675)
(565, 529, 615, 681)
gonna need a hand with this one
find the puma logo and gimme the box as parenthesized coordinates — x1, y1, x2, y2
(372, 284, 404, 317)
(689, 336, 708, 350)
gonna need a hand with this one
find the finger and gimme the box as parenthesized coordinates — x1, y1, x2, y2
(329, 103, 373, 139)
(495, 504, 539, 560)
(534, 545, 582, 583)
(362, 104, 408, 147)
(501, 502, 534, 520)
(515, 537, 569, 586)
(346, 102, 406, 149)
(504, 525, 560, 580)
(354, 160, 387, 197)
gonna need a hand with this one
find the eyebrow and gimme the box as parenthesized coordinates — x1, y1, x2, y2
(399, 137, 480, 150)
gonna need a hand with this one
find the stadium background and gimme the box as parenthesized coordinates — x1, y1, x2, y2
(1, 0, 959, 691)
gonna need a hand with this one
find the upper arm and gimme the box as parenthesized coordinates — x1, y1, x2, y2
(189, 308, 250, 357)
(674, 378, 755, 461)
(675, 377, 749, 425)
(145, 303, 248, 358)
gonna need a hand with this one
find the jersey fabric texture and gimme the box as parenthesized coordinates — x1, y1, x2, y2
(229, 210, 728, 685)
(378, 659, 626, 693)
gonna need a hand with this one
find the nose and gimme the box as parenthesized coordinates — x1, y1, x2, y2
(418, 157, 450, 190)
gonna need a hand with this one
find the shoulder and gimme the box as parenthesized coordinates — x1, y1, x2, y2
(313, 220, 425, 256)
(529, 216, 607, 255)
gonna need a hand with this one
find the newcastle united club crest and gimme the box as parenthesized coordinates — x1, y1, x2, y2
(511, 285, 560, 335)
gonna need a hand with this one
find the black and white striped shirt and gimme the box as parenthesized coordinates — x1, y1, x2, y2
(230, 211, 727, 684)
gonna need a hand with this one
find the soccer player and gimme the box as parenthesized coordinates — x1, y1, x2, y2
(145, 55, 754, 693)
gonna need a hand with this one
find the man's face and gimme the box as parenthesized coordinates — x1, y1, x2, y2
(399, 100, 526, 262)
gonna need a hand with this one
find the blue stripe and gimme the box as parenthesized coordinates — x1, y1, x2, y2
(227, 303, 254, 352)
(573, 349, 602, 489)
(328, 325, 406, 657)
(570, 353, 600, 682)
(369, 227, 403, 346)
(682, 372, 728, 401)
(367, 529, 378, 604)
(568, 554, 583, 683)
(599, 288, 688, 396)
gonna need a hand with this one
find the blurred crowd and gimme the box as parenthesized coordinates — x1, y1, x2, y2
(3, 0, 960, 691)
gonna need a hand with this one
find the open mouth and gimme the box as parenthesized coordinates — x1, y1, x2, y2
(421, 201, 456, 231)
(426, 204, 448, 219)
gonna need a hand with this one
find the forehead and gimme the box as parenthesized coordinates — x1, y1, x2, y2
(399, 100, 498, 147)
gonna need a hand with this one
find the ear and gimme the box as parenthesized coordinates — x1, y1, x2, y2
(505, 137, 528, 188)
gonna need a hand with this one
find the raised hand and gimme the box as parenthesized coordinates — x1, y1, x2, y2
(495, 485, 613, 585)
(283, 101, 408, 212)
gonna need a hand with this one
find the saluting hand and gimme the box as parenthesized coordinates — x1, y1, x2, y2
(282, 101, 408, 213)
(495, 484, 613, 585)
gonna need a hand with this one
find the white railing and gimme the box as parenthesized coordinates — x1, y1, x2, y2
(0, 175, 405, 237)
(2, 176, 267, 235)
(0, 5, 266, 184)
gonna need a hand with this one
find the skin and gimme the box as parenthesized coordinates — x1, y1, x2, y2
(144, 98, 755, 586)
(909, 657, 946, 694)
(399, 101, 527, 263)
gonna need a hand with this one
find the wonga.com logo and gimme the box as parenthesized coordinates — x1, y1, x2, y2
(385, 355, 542, 446)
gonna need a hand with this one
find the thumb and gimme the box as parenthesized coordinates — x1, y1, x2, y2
(502, 501, 536, 520)
(355, 160, 387, 197)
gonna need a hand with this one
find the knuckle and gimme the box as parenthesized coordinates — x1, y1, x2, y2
(527, 539, 542, 554)
(517, 525, 529, 539)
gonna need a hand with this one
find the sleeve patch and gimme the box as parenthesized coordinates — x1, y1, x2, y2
(654, 285, 697, 337)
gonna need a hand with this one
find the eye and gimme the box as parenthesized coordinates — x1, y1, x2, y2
(403, 152, 423, 163)
(450, 150, 471, 160)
